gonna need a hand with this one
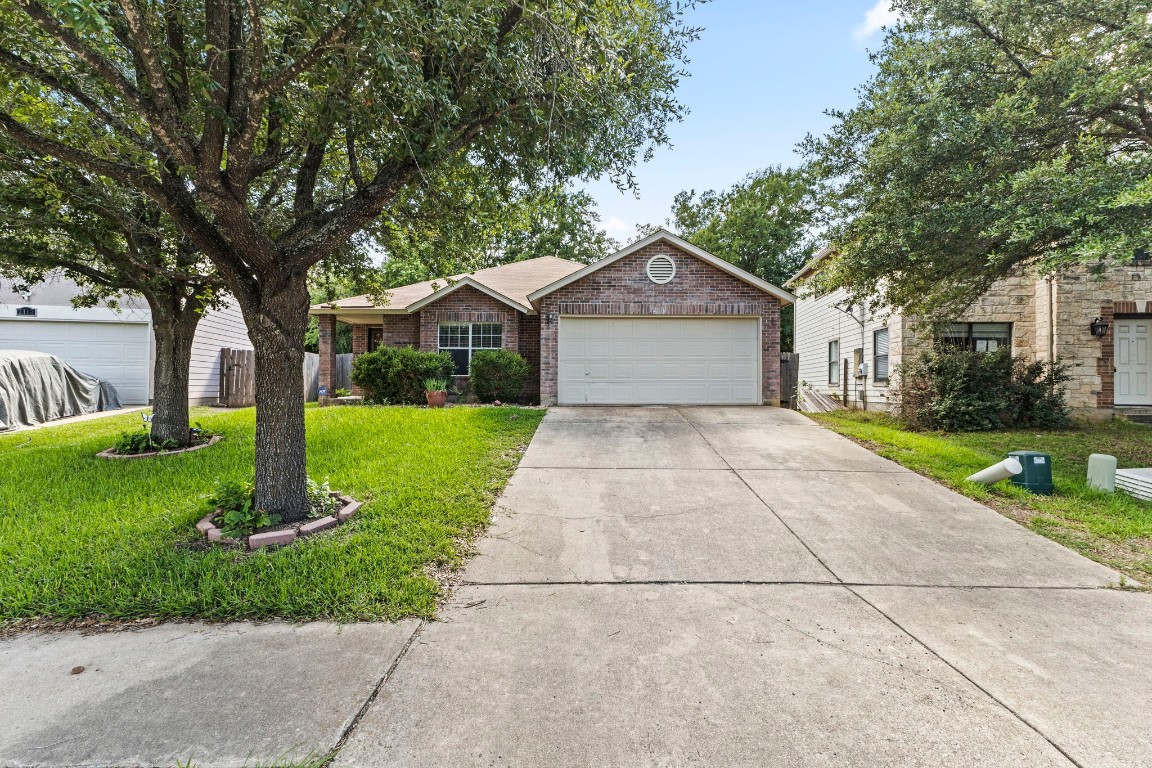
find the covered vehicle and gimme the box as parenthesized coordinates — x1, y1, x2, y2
(0, 350, 121, 430)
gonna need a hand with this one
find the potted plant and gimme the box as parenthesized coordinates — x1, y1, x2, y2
(423, 377, 449, 408)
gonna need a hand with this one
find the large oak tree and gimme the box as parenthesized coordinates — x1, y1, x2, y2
(0, 0, 696, 518)
(802, 0, 1152, 316)
(0, 143, 221, 445)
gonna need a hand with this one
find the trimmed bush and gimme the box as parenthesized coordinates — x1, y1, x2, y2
(470, 349, 531, 403)
(895, 348, 1071, 432)
(351, 346, 454, 404)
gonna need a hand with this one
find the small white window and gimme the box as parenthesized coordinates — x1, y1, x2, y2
(874, 328, 889, 382)
(646, 254, 676, 284)
(828, 340, 840, 385)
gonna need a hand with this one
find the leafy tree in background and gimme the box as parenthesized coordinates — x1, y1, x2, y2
(0, 0, 697, 518)
(802, 0, 1152, 316)
(651, 167, 815, 349)
(0, 143, 221, 445)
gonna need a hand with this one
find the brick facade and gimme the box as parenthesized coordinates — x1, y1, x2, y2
(321, 239, 788, 406)
(317, 314, 337, 396)
(536, 241, 783, 405)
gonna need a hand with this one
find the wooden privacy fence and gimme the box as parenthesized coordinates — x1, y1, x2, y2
(219, 348, 256, 408)
(302, 353, 352, 401)
(779, 352, 799, 409)
(221, 348, 353, 407)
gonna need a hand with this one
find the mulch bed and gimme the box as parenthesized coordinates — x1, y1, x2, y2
(196, 493, 363, 550)
(97, 434, 224, 460)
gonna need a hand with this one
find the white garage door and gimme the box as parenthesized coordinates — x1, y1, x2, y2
(0, 320, 151, 404)
(558, 317, 761, 405)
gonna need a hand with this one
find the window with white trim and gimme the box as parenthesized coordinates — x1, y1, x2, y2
(828, 340, 840, 385)
(438, 322, 502, 375)
(873, 328, 889, 382)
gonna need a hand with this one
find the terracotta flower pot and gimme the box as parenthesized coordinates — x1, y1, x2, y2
(426, 390, 448, 408)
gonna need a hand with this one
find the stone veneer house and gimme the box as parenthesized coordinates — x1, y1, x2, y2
(790, 247, 1152, 419)
(311, 230, 794, 406)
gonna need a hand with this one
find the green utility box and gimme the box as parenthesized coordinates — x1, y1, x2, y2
(1008, 451, 1054, 495)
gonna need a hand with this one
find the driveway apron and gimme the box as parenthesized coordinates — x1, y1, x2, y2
(338, 407, 1151, 768)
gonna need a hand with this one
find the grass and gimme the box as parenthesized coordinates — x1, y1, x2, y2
(0, 405, 543, 625)
(811, 410, 1152, 582)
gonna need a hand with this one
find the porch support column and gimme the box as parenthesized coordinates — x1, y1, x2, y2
(318, 314, 337, 397)
(350, 324, 368, 395)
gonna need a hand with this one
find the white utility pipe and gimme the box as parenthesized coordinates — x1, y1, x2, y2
(966, 457, 1023, 485)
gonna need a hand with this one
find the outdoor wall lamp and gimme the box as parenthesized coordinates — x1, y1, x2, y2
(1090, 317, 1110, 337)
(546, 312, 558, 325)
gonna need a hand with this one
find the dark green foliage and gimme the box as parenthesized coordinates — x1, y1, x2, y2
(803, 0, 1152, 316)
(207, 479, 280, 538)
(896, 348, 1071, 432)
(351, 347, 455, 405)
(113, 429, 178, 455)
(469, 350, 531, 403)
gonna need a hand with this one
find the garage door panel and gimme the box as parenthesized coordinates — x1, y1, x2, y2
(558, 317, 760, 405)
(0, 319, 151, 404)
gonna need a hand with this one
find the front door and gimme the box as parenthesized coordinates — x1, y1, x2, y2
(1115, 319, 1152, 405)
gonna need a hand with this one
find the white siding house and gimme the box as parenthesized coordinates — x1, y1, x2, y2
(0, 273, 250, 406)
(790, 247, 894, 411)
(188, 300, 252, 405)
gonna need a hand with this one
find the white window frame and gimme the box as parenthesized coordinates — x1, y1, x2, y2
(438, 322, 503, 375)
(828, 339, 840, 385)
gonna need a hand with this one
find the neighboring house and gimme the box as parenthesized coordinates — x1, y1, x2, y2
(311, 230, 795, 406)
(789, 247, 1152, 419)
(0, 273, 251, 405)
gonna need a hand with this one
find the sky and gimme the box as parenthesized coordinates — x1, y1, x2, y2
(582, 0, 899, 242)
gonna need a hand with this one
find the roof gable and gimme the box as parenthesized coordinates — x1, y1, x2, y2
(310, 255, 585, 316)
(527, 229, 796, 306)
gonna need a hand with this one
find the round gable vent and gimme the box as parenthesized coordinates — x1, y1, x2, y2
(646, 254, 676, 284)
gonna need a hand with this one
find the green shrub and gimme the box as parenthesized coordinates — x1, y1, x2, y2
(206, 479, 280, 538)
(351, 346, 454, 404)
(469, 349, 531, 403)
(896, 347, 1070, 432)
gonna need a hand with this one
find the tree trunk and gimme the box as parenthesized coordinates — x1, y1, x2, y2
(146, 298, 201, 447)
(245, 279, 311, 522)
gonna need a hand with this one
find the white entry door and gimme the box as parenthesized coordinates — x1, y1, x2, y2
(558, 317, 761, 405)
(1116, 319, 1151, 405)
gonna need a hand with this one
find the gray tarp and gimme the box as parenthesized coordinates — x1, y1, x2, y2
(0, 350, 121, 431)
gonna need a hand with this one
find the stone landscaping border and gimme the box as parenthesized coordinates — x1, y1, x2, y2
(196, 492, 363, 550)
(97, 434, 224, 460)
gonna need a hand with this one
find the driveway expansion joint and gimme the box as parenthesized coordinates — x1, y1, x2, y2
(844, 585, 1086, 768)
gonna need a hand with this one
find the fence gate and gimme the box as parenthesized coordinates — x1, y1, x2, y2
(219, 348, 256, 407)
(779, 352, 799, 409)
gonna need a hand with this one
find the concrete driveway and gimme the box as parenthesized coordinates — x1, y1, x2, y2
(4, 407, 1151, 768)
(336, 406, 1152, 768)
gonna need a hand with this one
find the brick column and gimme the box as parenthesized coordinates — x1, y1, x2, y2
(318, 314, 337, 396)
(350, 324, 368, 395)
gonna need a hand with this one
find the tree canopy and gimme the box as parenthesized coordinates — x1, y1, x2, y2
(0, 0, 698, 515)
(802, 0, 1152, 316)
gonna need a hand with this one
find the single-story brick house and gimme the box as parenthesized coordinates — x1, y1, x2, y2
(790, 246, 1152, 419)
(311, 230, 795, 405)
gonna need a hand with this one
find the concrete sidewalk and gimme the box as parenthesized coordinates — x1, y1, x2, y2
(3, 406, 1150, 767)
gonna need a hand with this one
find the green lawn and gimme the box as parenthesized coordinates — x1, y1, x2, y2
(812, 410, 1152, 582)
(0, 405, 543, 626)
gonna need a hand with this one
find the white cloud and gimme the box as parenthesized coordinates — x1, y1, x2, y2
(853, 0, 900, 41)
(602, 216, 633, 241)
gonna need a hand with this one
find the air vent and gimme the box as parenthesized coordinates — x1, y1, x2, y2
(16, 306, 36, 317)
(646, 254, 676, 284)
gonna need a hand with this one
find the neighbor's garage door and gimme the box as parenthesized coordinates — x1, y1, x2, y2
(558, 317, 760, 405)
(0, 320, 151, 404)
